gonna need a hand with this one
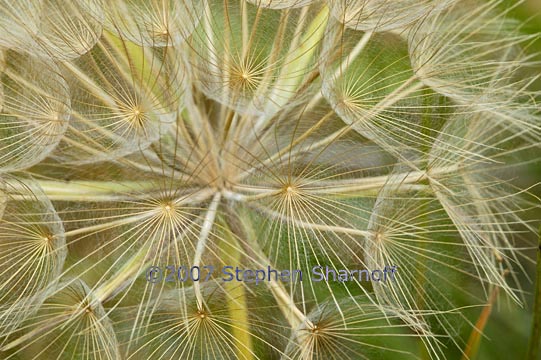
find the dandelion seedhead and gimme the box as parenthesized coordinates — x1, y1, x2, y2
(0, 0, 540, 359)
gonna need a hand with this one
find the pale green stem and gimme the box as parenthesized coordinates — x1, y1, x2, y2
(220, 222, 254, 360)
(230, 165, 458, 199)
(8, 179, 155, 196)
(0, 313, 70, 351)
(7, 178, 212, 204)
(248, 206, 372, 237)
(193, 192, 222, 310)
(93, 242, 153, 303)
(303, 165, 458, 194)
(268, 280, 311, 330)
(58, 188, 214, 239)
(10, 164, 450, 211)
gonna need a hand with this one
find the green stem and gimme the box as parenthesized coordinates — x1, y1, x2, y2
(8, 164, 454, 204)
(526, 226, 541, 360)
(9, 179, 156, 197)
(232, 166, 456, 197)
(220, 221, 254, 360)
(193, 192, 222, 310)
(7, 179, 212, 204)
(94, 242, 153, 303)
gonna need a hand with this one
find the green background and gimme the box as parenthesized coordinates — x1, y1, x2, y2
(464, 1, 540, 359)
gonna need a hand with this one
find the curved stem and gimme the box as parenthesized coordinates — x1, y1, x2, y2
(230, 166, 457, 199)
(193, 192, 222, 310)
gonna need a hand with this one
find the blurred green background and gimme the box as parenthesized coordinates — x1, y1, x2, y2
(470, 1, 540, 360)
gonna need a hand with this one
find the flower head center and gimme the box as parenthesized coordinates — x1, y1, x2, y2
(196, 309, 207, 320)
